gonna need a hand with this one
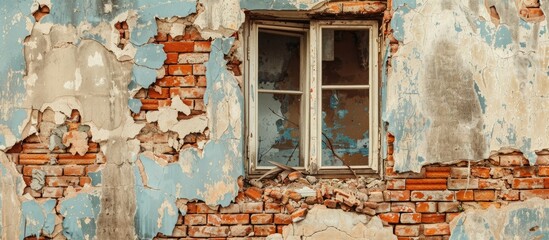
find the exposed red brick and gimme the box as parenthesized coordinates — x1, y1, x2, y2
(394, 225, 420, 237)
(46, 176, 80, 187)
(171, 225, 187, 237)
(387, 179, 406, 190)
(184, 214, 207, 225)
(229, 225, 252, 237)
(219, 204, 240, 214)
(513, 166, 536, 177)
(379, 213, 400, 224)
(384, 190, 410, 201)
(450, 167, 470, 179)
(274, 214, 292, 225)
(42, 187, 63, 198)
(438, 202, 460, 213)
(163, 42, 194, 53)
(265, 202, 282, 213)
(400, 213, 421, 224)
(410, 190, 454, 201)
(423, 223, 450, 236)
(478, 179, 500, 189)
(23, 165, 63, 176)
(471, 167, 491, 178)
(165, 52, 179, 64)
(512, 178, 544, 189)
(79, 177, 91, 186)
(538, 166, 549, 176)
(474, 190, 496, 201)
(148, 87, 170, 99)
(290, 208, 307, 222)
(416, 202, 437, 213)
(194, 41, 212, 52)
(456, 190, 474, 201)
(520, 189, 549, 200)
(168, 65, 193, 75)
(478, 202, 501, 209)
(251, 214, 273, 224)
(499, 155, 528, 166)
(421, 213, 446, 223)
(253, 225, 276, 236)
(244, 187, 263, 201)
(57, 154, 96, 165)
(193, 64, 207, 75)
(391, 202, 415, 213)
(208, 214, 249, 225)
(446, 212, 461, 222)
(241, 202, 263, 213)
(170, 87, 206, 99)
(425, 167, 451, 178)
(19, 154, 51, 165)
(502, 190, 520, 201)
(63, 165, 85, 176)
(448, 179, 479, 189)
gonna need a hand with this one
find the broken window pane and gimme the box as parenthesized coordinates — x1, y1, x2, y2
(258, 30, 302, 91)
(321, 90, 369, 167)
(321, 29, 370, 86)
(257, 93, 302, 167)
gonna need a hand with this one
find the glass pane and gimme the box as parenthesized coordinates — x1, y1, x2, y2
(257, 93, 302, 167)
(321, 90, 369, 166)
(322, 29, 370, 85)
(258, 30, 301, 91)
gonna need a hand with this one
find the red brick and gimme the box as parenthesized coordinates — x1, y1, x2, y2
(394, 225, 420, 237)
(537, 155, 549, 165)
(208, 214, 249, 225)
(178, 53, 209, 64)
(387, 179, 406, 190)
(391, 202, 415, 213)
(264, 203, 281, 213)
(194, 41, 212, 52)
(423, 223, 450, 236)
(244, 187, 263, 201)
(520, 189, 549, 200)
(502, 190, 520, 201)
(410, 191, 454, 201)
(219, 204, 240, 214)
(182, 27, 204, 41)
(416, 202, 437, 213)
(46, 176, 80, 187)
(170, 87, 206, 99)
(474, 190, 496, 201)
(274, 214, 292, 224)
(19, 154, 51, 165)
(448, 179, 479, 189)
(63, 165, 85, 176)
(277, 225, 284, 233)
(478, 202, 501, 209)
(324, 199, 338, 208)
(438, 202, 460, 213)
(193, 64, 207, 75)
(229, 225, 252, 237)
(513, 166, 536, 177)
(490, 167, 512, 178)
(79, 177, 91, 186)
(450, 167, 470, 179)
(42, 187, 63, 198)
(241, 202, 263, 213)
(400, 213, 421, 224)
(156, 76, 181, 87)
(384, 190, 410, 201)
(253, 225, 276, 236)
(545, 178, 549, 188)
(23, 166, 63, 176)
(57, 154, 96, 165)
(168, 65, 193, 75)
(184, 214, 207, 225)
(424, 167, 451, 178)
(376, 202, 391, 213)
(148, 87, 170, 99)
(290, 208, 307, 222)
(446, 212, 461, 223)
(499, 155, 528, 166)
(538, 166, 549, 176)
(478, 179, 501, 189)
(196, 76, 207, 87)
(471, 167, 491, 178)
(421, 213, 446, 223)
(187, 226, 229, 238)
(512, 178, 544, 189)
(195, 203, 218, 213)
(165, 52, 179, 64)
(456, 190, 474, 201)
(163, 42, 194, 53)
(251, 214, 273, 224)
(379, 213, 400, 224)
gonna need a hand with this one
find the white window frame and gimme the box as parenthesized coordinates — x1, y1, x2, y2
(245, 19, 380, 176)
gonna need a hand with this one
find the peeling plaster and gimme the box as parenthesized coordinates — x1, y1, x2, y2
(240, 0, 327, 10)
(450, 198, 549, 239)
(385, 0, 549, 172)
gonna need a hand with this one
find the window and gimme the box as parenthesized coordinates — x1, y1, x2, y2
(245, 20, 380, 176)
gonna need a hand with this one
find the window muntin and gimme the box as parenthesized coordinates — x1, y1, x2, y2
(247, 20, 379, 175)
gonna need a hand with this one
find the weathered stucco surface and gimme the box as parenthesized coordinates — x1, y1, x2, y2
(0, 0, 548, 239)
(386, 0, 549, 172)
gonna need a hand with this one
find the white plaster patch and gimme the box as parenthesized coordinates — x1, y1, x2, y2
(194, 0, 245, 39)
(87, 52, 104, 67)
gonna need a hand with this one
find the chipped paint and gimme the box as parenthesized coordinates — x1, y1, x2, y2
(385, 0, 549, 172)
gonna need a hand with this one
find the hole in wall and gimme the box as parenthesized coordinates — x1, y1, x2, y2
(33, 4, 50, 22)
(115, 21, 129, 49)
